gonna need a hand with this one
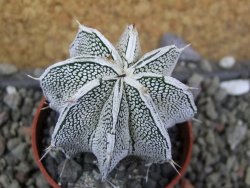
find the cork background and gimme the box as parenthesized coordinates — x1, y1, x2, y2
(0, 0, 250, 68)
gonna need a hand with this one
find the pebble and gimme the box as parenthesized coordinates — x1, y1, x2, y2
(20, 97, 33, 116)
(220, 79, 250, 96)
(0, 174, 10, 187)
(4, 153, 19, 166)
(142, 178, 157, 188)
(58, 159, 82, 183)
(205, 98, 218, 120)
(226, 156, 236, 171)
(206, 77, 220, 95)
(15, 161, 32, 174)
(11, 142, 28, 161)
(205, 130, 216, 146)
(15, 171, 29, 184)
(0, 63, 17, 75)
(219, 56, 235, 69)
(0, 111, 9, 127)
(200, 59, 213, 72)
(0, 158, 6, 171)
(3, 86, 21, 110)
(0, 135, 6, 156)
(9, 180, 21, 188)
(245, 167, 250, 185)
(11, 110, 21, 122)
(213, 88, 227, 101)
(74, 172, 97, 188)
(126, 180, 142, 188)
(207, 172, 220, 184)
(35, 173, 50, 188)
(187, 73, 204, 88)
(227, 121, 247, 150)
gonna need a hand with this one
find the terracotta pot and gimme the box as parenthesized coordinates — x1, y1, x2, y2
(32, 98, 193, 188)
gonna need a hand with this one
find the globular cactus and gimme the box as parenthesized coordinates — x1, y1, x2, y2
(32, 23, 197, 181)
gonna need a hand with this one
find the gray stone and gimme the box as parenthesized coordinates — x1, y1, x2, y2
(74, 172, 97, 188)
(3, 86, 21, 110)
(15, 171, 29, 184)
(18, 88, 27, 98)
(0, 158, 6, 172)
(142, 178, 157, 188)
(4, 153, 19, 166)
(0, 174, 10, 187)
(205, 130, 216, 146)
(9, 180, 21, 188)
(34, 91, 42, 101)
(207, 77, 220, 95)
(227, 112, 237, 125)
(11, 142, 28, 161)
(0, 63, 17, 75)
(15, 161, 32, 174)
(208, 172, 220, 184)
(226, 156, 236, 171)
(160, 33, 202, 62)
(20, 97, 33, 116)
(205, 98, 218, 120)
(126, 179, 142, 188)
(10, 122, 19, 136)
(35, 173, 50, 188)
(227, 121, 247, 150)
(200, 59, 213, 72)
(245, 167, 250, 185)
(0, 135, 6, 156)
(58, 159, 82, 183)
(197, 137, 206, 147)
(11, 110, 21, 121)
(26, 178, 35, 186)
(7, 137, 21, 150)
(214, 88, 228, 101)
(188, 73, 204, 88)
(0, 111, 9, 127)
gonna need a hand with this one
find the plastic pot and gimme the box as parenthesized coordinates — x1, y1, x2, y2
(32, 98, 193, 188)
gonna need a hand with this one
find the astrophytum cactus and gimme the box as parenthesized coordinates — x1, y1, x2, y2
(35, 23, 197, 180)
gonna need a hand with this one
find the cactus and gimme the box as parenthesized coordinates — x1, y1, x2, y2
(33, 23, 197, 181)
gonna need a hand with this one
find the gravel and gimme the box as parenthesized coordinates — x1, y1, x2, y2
(0, 60, 250, 188)
(185, 73, 250, 187)
(0, 86, 47, 188)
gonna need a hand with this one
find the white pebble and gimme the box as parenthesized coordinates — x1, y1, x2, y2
(220, 79, 250, 96)
(6, 86, 17, 95)
(219, 56, 235, 69)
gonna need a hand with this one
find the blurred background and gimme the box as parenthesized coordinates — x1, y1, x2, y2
(0, 0, 250, 67)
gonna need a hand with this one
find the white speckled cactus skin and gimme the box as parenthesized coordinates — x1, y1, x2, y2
(38, 23, 197, 180)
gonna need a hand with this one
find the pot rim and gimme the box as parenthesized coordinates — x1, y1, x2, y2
(31, 98, 193, 188)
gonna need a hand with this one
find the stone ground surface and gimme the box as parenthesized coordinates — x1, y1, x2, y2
(0, 60, 250, 188)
